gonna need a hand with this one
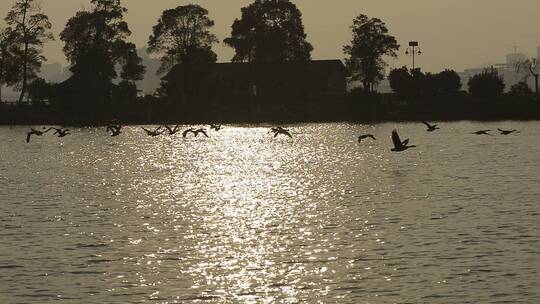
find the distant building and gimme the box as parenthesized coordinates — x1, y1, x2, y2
(506, 53, 527, 68)
(163, 60, 348, 104)
(458, 51, 536, 92)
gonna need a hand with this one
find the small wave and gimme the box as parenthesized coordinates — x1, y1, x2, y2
(0, 265, 24, 269)
(76, 243, 109, 248)
(69, 270, 106, 275)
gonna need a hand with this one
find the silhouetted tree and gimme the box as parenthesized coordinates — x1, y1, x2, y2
(118, 42, 145, 82)
(344, 14, 399, 92)
(389, 67, 462, 102)
(27, 77, 52, 105)
(60, 0, 144, 82)
(388, 67, 427, 101)
(224, 0, 313, 63)
(508, 81, 533, 98)
(0, 28, 22, 102)
(388, 66, 413, 99)
(4, 0, 53, 103)
(148, 5, 218, 75)
(468, 69, 505, 101)
(435, 69, 461, 95)
(113, 80, 138, 105)
(515, 58, 539, 94)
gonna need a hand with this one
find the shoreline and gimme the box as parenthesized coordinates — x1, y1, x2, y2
(2, 117, 540, 127)
(2, 97, 540, 126)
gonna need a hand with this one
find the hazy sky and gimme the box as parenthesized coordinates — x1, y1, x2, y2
(1, 0, 540, 72)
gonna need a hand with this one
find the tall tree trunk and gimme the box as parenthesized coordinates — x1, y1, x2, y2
(18, 42, 28, 104)
(17, 1, 29, 104)
(0, 56, 3, 103)
(535, 74, 539, 95)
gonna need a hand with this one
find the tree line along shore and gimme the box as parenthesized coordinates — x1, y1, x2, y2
(1, 0, 539, 125)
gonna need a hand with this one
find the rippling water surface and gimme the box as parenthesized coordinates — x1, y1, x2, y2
(0, 122, 539, 303)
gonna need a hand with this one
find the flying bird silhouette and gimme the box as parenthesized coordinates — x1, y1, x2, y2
(107, 125, 122, 137)
(26, 127, 53, 143)
(472, 129, 492, 136)
(391, 130, 416, 152)
(271, 127, 293, 138)
(53, 128, 71, 138)
(358, 134, 376, 143)
(183, 128, 209, 138)
(210, 124, 222, 131)
(421, 121, 440, 132)
(163, 125, 181, 135)
(142, 126, 164, 137)
(498, 128, 520, 135)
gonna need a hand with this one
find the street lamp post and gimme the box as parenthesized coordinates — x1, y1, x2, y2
(405, 41, 422, 70)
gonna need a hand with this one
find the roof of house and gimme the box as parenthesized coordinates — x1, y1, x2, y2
(164, 60, 347, 81)
(56, 72, 116, 92)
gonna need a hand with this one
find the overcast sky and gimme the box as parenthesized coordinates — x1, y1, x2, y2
(1, 0, 540, 72)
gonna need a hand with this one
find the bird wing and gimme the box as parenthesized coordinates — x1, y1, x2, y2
(360, 134, 376, 140)
(391, 130, 402, 148)
(402, 139, 410, 146)
(182, 129, 192, 137)
(283, 130, 293, 138)
(421, 121, 432, 128)
(200, 130, 209, 137)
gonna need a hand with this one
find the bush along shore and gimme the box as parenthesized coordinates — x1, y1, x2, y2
(1, 92, 540, 126)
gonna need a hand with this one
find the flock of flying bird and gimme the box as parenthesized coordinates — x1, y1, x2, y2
(357, 121, 519, 152)
(25, 121, 520, 152)
(25, 124, 291, 142)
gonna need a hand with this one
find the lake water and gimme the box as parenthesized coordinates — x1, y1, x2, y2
(0, 122, 539, 303)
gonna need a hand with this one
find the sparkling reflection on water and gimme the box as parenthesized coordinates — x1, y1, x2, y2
(0, 122, 539, 303)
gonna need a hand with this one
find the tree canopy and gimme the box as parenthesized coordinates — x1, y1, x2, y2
(147, 4, 218, 75)
(4, 0, 53, 103)
(468, 69, 505, 100)
(0, 28, 22, 101)
(344, 14, 399, 92)
(436, 69, 462, 95)
(515, 58, 539, 94)
(224, 0, 313, 63)
(389, 67, 461, 101)
(60, 0, 145, 82)
(509, 81, 533, 98)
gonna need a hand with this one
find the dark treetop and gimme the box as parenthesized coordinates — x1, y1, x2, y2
(344, 14, 399, 93)
(224, 0, 313, 63)
(147, 4, 218, 75)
